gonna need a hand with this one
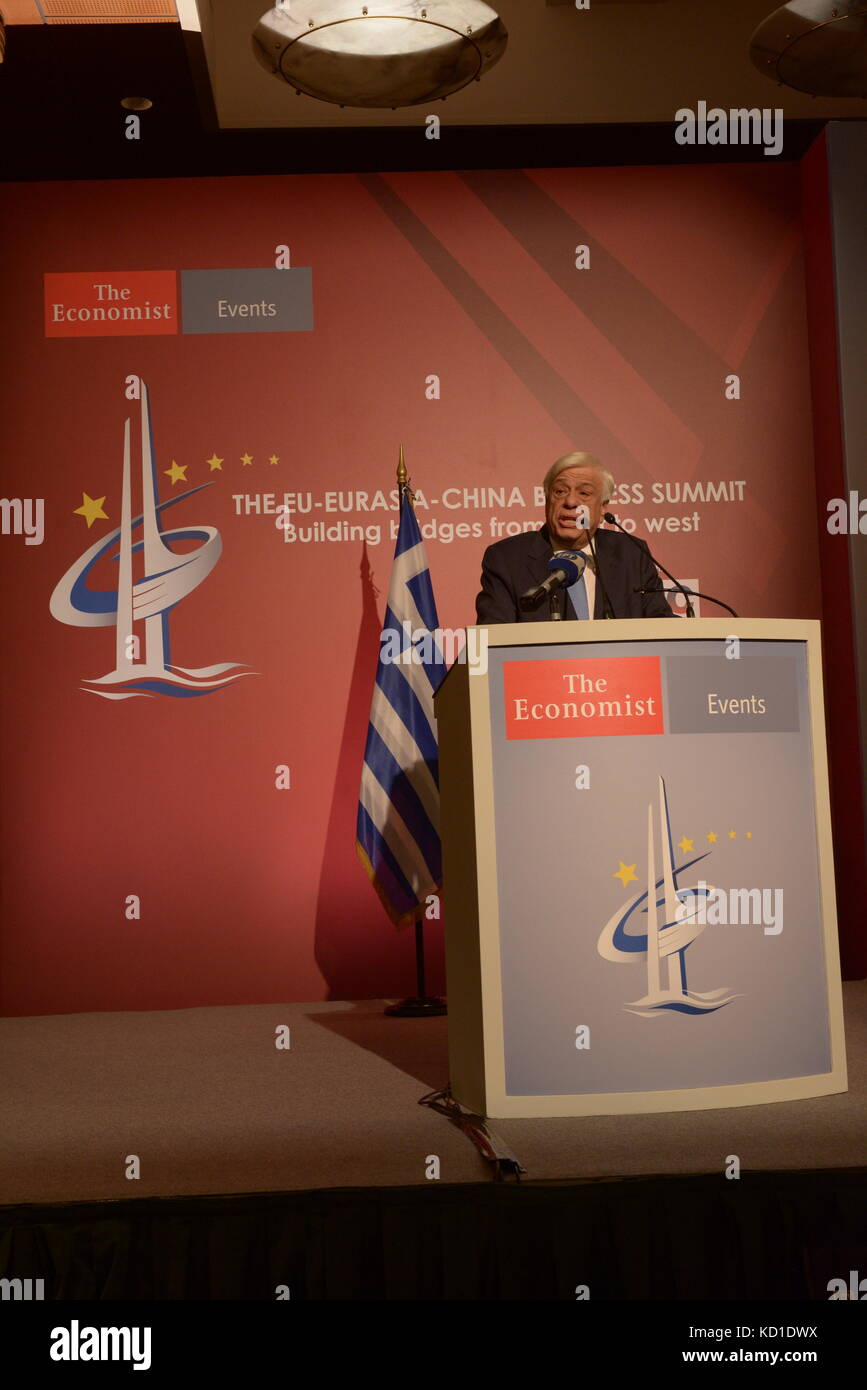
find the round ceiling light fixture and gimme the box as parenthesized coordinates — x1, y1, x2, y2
(252, 1, 508, 109)
(750, 0, 867, 97)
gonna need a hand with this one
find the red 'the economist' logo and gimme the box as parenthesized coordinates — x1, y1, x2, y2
(503, 656, 664, 740)
(44, 271, 178, 338)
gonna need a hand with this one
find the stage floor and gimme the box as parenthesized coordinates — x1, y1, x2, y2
(2, 982, 865, 1206)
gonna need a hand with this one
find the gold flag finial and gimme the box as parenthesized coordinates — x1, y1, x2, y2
(397, 443, 414, 504)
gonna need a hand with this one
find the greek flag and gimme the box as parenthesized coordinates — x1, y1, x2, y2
(356, 487, 444, 926)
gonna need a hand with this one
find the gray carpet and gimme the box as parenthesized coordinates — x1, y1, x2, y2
(1, 982, 865, 1206)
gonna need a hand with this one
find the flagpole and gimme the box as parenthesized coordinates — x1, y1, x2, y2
(384, 446, 447, 1019)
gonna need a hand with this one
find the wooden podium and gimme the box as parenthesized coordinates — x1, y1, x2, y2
(433, 618, 846, 1118)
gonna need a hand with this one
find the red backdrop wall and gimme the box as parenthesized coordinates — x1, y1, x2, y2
(0, 165, 825, 1014)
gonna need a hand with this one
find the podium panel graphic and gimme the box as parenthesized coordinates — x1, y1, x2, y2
(434, 619, 846, 1118)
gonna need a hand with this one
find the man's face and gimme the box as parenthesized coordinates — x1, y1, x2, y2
(545, 466, 605, 549)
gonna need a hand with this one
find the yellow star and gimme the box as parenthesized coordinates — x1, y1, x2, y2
(745, 831, 752, 839)
(677, 836, 694, 854)
(614, 861, 638, 888)
(268, 454, 279, 466)
(207, 454, 223, 471)
(728, 830, 737, 840)
(74, 493, 108, 528)
(164, 460, 188, 485)
(241, 453, 254, 467)
(707, 831, 718, 843)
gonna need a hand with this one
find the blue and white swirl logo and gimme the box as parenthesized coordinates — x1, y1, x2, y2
(50, 382, 253, 700)
(598, 776, 740, 1017)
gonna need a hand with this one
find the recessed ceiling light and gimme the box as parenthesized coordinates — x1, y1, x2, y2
(750, 1, 867, 97)
(253, 0, 508, 109)
(120, 97, 153, 111)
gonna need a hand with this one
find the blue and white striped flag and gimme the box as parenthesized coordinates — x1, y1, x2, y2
(356, 485, 444, 926)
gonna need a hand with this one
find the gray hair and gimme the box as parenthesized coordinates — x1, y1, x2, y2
(543, 451, 615, 504)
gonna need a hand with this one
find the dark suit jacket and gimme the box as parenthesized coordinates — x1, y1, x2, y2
(475, 525, 677, 623)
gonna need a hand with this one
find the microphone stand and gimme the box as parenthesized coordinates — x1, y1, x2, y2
(639, 585, 738, 618)
(585, 528, 614, 619)
(603, 512, 698, 617)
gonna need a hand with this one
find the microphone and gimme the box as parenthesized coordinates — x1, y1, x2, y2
(602, 512, 696, 617)
(520, 550, 586, 610)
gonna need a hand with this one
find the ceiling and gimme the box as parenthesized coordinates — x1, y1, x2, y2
(2, 0, 865, 181)
(194, 0, 867, 130)
(2, 1, 179, 21)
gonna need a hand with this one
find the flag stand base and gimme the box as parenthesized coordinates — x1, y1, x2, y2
(385, 996, 447, 1017)
(383, 920, 446, 1016)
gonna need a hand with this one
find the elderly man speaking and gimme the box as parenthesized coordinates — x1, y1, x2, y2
(475, 452, 676, 623)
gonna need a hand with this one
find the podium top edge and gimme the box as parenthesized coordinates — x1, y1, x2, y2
(466, 618, 821, 646)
